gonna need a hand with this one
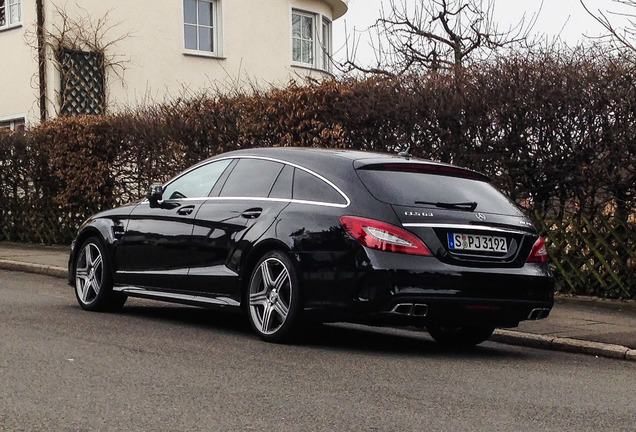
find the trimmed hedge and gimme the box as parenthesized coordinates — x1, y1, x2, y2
(0, 50, 634, 298)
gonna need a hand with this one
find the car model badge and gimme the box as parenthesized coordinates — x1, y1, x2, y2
(475, 213, 486, 221)
(405, 211, 434, 217)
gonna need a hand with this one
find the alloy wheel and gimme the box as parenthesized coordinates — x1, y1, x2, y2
(75, 242, 104, 305)
(248, 257, 293, 336)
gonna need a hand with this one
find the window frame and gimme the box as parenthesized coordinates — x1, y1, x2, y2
(0, 115, 25, 131)
(173, 155, 350, 208)
(291, 10, 315, 67)
(320, 17, 332, 72)
(182, 0, 223, 58)
(0, 0, 22, 31)
(291, 8, 332, 72)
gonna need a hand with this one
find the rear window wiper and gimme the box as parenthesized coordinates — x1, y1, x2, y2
(415, 201, 478, 211)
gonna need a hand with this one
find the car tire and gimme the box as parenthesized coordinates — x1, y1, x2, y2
(426, 324, 495, 347)
(74, 236, 127, 312)
(247, 251, 301, 343)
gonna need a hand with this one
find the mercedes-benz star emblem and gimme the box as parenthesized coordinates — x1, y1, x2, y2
(475, 213, 486, 221)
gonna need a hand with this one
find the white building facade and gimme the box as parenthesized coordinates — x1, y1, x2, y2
(0, 0, 348, 129)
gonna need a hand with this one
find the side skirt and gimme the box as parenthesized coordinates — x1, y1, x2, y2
(113, 285, 241, 309)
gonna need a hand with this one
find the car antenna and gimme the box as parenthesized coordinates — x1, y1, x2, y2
(398, 146, 412, 159)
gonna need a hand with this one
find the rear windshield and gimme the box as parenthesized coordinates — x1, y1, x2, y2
(356, 165, 522, 216)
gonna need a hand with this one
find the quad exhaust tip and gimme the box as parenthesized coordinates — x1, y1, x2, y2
(390, 303, 428, 317)
(527, 308, 551, 320)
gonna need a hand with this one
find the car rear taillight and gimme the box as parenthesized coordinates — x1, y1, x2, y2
(340, 216, 432, 256)
(527, 237, 548, 263)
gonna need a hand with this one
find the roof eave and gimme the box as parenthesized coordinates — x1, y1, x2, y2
(325, 0, 348, 20)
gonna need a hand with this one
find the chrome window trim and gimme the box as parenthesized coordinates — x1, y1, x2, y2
(207, 196, 348, 208)
(150, 196, 348, 209)
(161, 155, 351, 207)
(403, 223, 530, 235)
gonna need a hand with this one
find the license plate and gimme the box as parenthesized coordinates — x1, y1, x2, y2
(448, 233, 507, 252)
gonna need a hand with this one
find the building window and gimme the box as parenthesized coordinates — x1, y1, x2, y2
(0, 0, 22, 29)
(292, 11, 314, 66)
(0, 117, 25, 131)
(321, 18, 332, 71)
(292, 10, 332, 72)
(184, 0, 219, 55)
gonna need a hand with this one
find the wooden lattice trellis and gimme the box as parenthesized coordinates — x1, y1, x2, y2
(59, 48, 105, 116)
(535, 214, 636, 299)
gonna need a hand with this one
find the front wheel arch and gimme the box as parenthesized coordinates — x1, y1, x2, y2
(71, 226, 114, 282)
(73, 235, 126, 312)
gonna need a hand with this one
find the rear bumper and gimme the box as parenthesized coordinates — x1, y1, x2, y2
(297, 250, 554, 327)
(361, 296, 554, 328)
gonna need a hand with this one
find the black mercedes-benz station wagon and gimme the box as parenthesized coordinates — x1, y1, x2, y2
(69, 147, 554, 346)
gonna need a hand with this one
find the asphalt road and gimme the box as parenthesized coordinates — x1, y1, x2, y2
(1, 270, 635, 432)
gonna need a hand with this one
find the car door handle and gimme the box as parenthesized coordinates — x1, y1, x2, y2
(241, 208, 262, 219)
(177, 205, 195, 216)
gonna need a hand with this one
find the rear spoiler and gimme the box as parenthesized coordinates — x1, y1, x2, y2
(354, 161, 490, 182)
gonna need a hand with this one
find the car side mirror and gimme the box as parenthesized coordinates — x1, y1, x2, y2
(147, 184, 163, 208)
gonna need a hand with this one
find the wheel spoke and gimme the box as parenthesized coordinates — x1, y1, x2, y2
(273, 267, 289, 292)
(249, 290, 268, 307)
(261, 303, 275, 333)
(89, 275, 101, 296)
(75, 267, 89, 279)
(84, 245, 93, 264)
(272, 299, 289, 320)
(81, 279, 92, 302)
(91, 253, 102, 271)
(259, 261, 275, 288)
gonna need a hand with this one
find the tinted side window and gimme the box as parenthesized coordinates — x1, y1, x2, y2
(292, 168, 346, 205)
(163, 159, 231, 200)
(269, 165, 293, 199)
(220, 159, 284, 197)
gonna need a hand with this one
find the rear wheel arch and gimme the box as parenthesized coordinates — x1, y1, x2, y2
(239, 239, 294, 309)
(246, 250, 302, 342)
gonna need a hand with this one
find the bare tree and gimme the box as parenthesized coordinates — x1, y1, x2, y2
(341, 0, 538, 77)
(25, 4, 131, 116)
(581, 0, 636, 53)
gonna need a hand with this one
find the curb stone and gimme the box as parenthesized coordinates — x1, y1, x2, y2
(492, 329, 635, 362)
(0, 260, 67, 279)
(1, 257, 633, 362)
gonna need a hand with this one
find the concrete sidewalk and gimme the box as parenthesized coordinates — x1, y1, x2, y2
(1, 241, 634, 361)
(0, 242, 68, 278)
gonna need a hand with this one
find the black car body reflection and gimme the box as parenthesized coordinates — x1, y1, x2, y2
(69, 148, 554, 345)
